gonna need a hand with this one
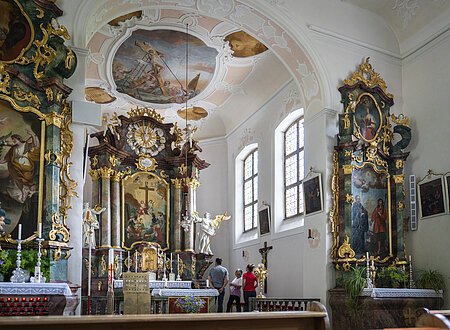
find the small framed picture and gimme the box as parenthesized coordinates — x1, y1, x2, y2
(303, 172, 323, 216)
(417, 173, 447, 219)
(445, 173, 450, 214)
(258, 205, 271, 236)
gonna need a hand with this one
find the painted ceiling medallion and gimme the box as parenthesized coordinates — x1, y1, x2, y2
(112, 29, 218, 105)
(108, 11, 142, 26)
(177, 106, 208, 120)
(224, 31, 268, 58)
(85, 87, 116, 104)
(126, 122, 166, 156)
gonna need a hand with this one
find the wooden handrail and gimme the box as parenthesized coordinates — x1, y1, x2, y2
(0, 311, 328, 330)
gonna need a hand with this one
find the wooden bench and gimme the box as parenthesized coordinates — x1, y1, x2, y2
(0, 311, 329, 330)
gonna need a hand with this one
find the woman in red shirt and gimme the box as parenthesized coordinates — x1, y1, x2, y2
(242, 263, 257, 312)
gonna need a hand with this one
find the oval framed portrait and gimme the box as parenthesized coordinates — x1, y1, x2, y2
(353, 93, 383, 143)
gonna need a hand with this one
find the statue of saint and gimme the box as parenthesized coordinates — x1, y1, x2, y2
(82, 202, 105, 248)
(196, 212, 230, 255)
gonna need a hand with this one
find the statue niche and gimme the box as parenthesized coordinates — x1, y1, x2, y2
(330, 58, 412, 269)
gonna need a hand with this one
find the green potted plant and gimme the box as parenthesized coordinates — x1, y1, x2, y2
(376, 266, 409, 288)
(416, 269, 446, 293)
(343, 266, 367, 313)
(0, 249, 50, 282)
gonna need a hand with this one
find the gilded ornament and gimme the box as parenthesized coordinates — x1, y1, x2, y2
(342, 262, 351, 272)
(97, 281, 103, 291)
(396, 159, 404, 169)
(365, 146, 377, 162)
(179, 163, 187, 176)
(64, 251, 71, 260)
(391, 114, 410, 127)
(45, 87, 54, 101)
(171, 122, 184, 150)
(101, 255, 107, 276)
(53, 246, 62, 262)
(44, 150, 62, 166)
(342, 164, 353, 175)
(159, 170, 169, 179)
(344, 150, 353, 157)
(56, 91, 63, 103)
(346, 194, 354, 204)
(0, 64, 11, 94)
(43, 111, 63, 127)
(65, 47, 75, 70)
(343, 57, 393, 98)
(96, 166, 115, 179)
(394, 174, 404, 184)
(126, 121, 166, 156)
(171, 178, 183, 189)
(397, 201, 405, 211)
(136, 155, 157, 172)
(127, 106, 164, 123)
(49, 212, 70, 242)
(186, 178, 200, 189)
(89, 169, 100, 181)
(343, 115, 351, 129)
(13, 84, 41, 109)
(330, 151, 340, 259)
(337, 235, 356, 259)
(109, 155, 119, 167)
(91, 155, 99, 167)
(36, 7, 44, 19)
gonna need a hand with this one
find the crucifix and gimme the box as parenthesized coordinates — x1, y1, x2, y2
(259, 241, 273, 293)
(138, 181, 154, 211)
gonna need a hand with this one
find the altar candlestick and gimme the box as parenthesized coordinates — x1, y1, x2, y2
(170, 253, 173, 272)
(135, 252, 138, 273)
(18, 224, 22, 240)
(127, 251, 130, 272)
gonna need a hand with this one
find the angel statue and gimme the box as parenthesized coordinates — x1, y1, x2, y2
(195, 212, 231, 255)
(103, 112, 121, 140)
(82, 202, 106, 248)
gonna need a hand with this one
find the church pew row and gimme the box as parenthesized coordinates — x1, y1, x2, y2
(0, 311, 329, 330)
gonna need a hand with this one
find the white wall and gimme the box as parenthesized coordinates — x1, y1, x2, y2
(403, 33, 450, 308)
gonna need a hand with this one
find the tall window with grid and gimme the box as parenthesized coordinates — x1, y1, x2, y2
(284, 117, 304, 219)
(243, 149, 258, 231)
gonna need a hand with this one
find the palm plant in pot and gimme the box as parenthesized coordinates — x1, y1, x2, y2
(416, 269, 446, 293)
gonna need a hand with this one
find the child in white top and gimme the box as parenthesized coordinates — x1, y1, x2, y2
(226, 269, 243, 312)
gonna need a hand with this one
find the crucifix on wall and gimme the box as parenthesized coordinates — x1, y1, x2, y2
(138, 181, 155, 213)
(259, 241, 272, 293)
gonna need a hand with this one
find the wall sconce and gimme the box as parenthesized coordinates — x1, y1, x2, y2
(308, 229, 316, 240)
(242, 250, 249, 261)
(307, 229, 320, 248)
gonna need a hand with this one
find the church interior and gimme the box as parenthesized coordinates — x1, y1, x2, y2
(1, 0, 450, 329)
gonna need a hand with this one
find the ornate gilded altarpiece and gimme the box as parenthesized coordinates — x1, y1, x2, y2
(0, 0, 77, 281)
(330, 58, 412, 270)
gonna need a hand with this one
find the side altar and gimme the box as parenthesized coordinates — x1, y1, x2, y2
(83, 107, 227, 314)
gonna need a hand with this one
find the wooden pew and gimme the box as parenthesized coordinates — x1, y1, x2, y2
(416, 313, 450, 329)
(0, 311, 328, 330)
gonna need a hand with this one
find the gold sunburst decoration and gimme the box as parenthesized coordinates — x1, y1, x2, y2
(127, 106, 164, 123)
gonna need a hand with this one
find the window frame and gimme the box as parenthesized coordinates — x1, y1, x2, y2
(283, 117, 304, 220)
(243, 149, 258, 232)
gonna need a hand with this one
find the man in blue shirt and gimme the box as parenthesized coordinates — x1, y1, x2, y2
(208, 257, 229, 312)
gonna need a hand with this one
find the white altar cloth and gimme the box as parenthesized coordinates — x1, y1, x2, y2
(114, 280, 192, 289)
(361, 288, 443, 298)
(0, 282, 72, 296)
(151, 288, 219, 297)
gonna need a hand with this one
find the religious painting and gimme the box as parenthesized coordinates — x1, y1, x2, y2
(168, 296, 209, 314)
(350, 164, 391, 258)
(0, 99, 43, 240)
(353, 93, 383, 142)
(0, 0, 34, 63)
(258, 205, 270, 236)
(112, 29, 218, 104)
(122, 172, 169, 250)
(446, 173, 450, 214)
(303, 173, 323, 216)
(417, 174, 446, 219)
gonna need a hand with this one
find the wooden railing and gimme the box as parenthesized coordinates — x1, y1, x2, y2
(249, 297, 320, 312)
(0, 311, 330, 330)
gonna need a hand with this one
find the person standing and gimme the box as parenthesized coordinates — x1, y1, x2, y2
(226, 269, 243, 312)
(208, 258, 229, 313)
(351, 195, 368, 256)
(370, 198, 387, 255)
(242, 264, 257, 312)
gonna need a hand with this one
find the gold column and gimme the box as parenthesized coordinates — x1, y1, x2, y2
(171, 179, 183, 251)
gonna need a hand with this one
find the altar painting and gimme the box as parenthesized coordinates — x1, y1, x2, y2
(353, 93, 382, 142)
(0, 0, 34, 62)
(350, 164, 391, 259)
(122, 172, 169, 250)
(0, 100, 43, 240)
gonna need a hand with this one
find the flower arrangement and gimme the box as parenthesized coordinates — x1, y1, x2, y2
(174, 296, 206, 313)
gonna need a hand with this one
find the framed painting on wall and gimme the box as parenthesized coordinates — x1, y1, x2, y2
(0, 99, 44, 240)
(445, 173, 450, 214)
(122, 172, 169, 250)
(302, 172, 323, 216)
(417, 173, 446, 219)
(258, 205, 270, 236)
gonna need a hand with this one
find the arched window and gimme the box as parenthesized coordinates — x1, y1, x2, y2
(243, 149, 258, 231)
(284, 117, 304, 218)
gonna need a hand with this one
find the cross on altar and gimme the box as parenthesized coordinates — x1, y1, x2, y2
(139, 181, 154, 209)
(259, 241, 272, 293)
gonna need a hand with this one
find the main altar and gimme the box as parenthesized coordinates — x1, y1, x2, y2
(84, 107, 225, 314)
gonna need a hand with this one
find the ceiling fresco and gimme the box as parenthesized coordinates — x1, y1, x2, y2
(112, 29, 218, 105)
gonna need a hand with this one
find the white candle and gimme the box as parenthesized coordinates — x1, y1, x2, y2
(18, 224, 22, 240)
(206, 279, 209, 288)
(409, 255, 412, 262)
(170, 253, 173, 271)
(37, 223, 42, 238)
(177, 254, 180, 273)
(366, 252, 369, 260)
(135, 252, 138, 273)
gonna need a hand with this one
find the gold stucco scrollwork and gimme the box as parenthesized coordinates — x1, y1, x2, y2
(49, 212, 70, 242)
(127, 106, 164, 123)
(91, 155, 99, 167)
(65, 47, 75, 70)
(185, 178, 200, 190)
(342, 164, 353, 175)
(179, 163, 187, 176)
(394, 174, 404, 184)
(43, 111, 63, 127)
(36, 7, 44, 19)
(0, 64, 11, 94)
(396, 159, 404, 169)
(13, 84, 41, 109)
(344, 57, 393, 98)
(330, 151, 340, 258)
(53, 246, 62, 262)
(45, 88, 54, 101)
(109, 155, 119, 167)
(397, 201, 405, 211)
(159, 170, 169, 179)
(346, 194, 354, 204)
(171, 178, 183, 189)
(338, 235, 356, 259)
(391, 114, 410, 127)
